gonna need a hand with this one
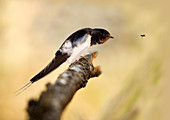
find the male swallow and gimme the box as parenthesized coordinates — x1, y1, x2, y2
(15, 28, 113, 95)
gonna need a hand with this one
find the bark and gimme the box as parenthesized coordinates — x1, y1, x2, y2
(27, 51, 101, 120)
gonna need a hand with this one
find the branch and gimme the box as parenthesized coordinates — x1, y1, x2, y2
(27, 51, 101, 120)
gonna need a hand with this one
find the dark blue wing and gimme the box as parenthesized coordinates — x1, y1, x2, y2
(30, 51, 69, 83)
(60, 28, 92, 48)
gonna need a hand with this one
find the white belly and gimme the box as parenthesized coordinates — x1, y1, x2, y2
(67, 35, 91, 63)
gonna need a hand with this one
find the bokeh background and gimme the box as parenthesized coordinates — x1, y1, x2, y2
(0, 0, 169, 120)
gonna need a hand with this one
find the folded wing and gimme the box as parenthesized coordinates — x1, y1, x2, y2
(30, 51, 69, 83)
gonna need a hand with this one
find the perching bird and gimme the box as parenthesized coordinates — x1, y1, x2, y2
(15, 28, 113, 95)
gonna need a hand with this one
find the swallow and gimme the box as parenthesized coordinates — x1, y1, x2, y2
(15, 28, 113, 95)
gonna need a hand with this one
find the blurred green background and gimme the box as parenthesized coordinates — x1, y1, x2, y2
(0, 0, 169, 120)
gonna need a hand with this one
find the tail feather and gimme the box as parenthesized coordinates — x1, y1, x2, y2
(14, 81, 32, 96)
(30, 51, 69, 83)
(14, 51, 69, 96)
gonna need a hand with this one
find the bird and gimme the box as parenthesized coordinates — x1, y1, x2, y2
(15, 28, 113, 95)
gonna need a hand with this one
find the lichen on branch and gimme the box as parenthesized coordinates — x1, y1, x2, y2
(27, 51, 101, 120)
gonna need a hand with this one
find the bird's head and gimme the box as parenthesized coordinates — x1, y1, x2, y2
(91, 28, 113, 45)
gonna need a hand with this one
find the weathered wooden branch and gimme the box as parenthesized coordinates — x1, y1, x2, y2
(27, 51, 101, 120)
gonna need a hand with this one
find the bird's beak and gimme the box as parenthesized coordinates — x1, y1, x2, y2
(110, 36, 114, 39)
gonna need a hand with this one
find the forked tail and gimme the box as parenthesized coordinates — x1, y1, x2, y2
(30, 51, 69, 83)
(14, 51, 69, 96)
(14, 81, 33, 96)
